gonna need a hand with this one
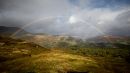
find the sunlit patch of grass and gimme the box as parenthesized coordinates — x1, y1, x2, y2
(0, 49, 100, 73)
(32, 49, 99, 73)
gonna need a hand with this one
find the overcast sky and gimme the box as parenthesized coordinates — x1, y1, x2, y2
(0, 0, 130, 38)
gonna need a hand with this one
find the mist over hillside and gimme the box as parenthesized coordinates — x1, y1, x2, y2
(0, 26, 130, 49)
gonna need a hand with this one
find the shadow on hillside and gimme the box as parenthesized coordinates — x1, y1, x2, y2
(67, 71, 89, 73)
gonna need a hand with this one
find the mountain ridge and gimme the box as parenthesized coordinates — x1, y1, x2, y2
(0, 26, 29, 37)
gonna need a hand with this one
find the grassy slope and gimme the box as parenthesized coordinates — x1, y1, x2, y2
(0, 49, 130, 73)
(0, 36, 130, 73)
(0, 49, 96, 73)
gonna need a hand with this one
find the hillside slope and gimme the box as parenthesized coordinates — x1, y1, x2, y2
(0, 36, 48, 62)
(0, 36, 130, 73)
(0, 49, 130, 73)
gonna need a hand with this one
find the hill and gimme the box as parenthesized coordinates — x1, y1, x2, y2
(0, 36, 130, 73)
(21, 34, 130, 49)
(87, 35, 130, 43)
(0, 26, 29, 37)
(21, 34, 81, 48)
(0, 36, 48, 62)
(0, 26, 129, 49)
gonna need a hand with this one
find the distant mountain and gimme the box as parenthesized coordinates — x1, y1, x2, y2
(86, 35, 130, 43)
(21, 34, 82, 48)
(20, 33, 130, 48)
(0, 26, 29, 37)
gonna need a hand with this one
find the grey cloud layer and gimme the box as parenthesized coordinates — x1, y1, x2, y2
(0, 0, 130, 38)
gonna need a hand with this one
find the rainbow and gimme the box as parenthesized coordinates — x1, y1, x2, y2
(11, 16, 113, 44)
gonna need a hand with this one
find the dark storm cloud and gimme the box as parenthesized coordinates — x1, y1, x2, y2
(0, 0, 130, 38)
(107, 10, 130, 36)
